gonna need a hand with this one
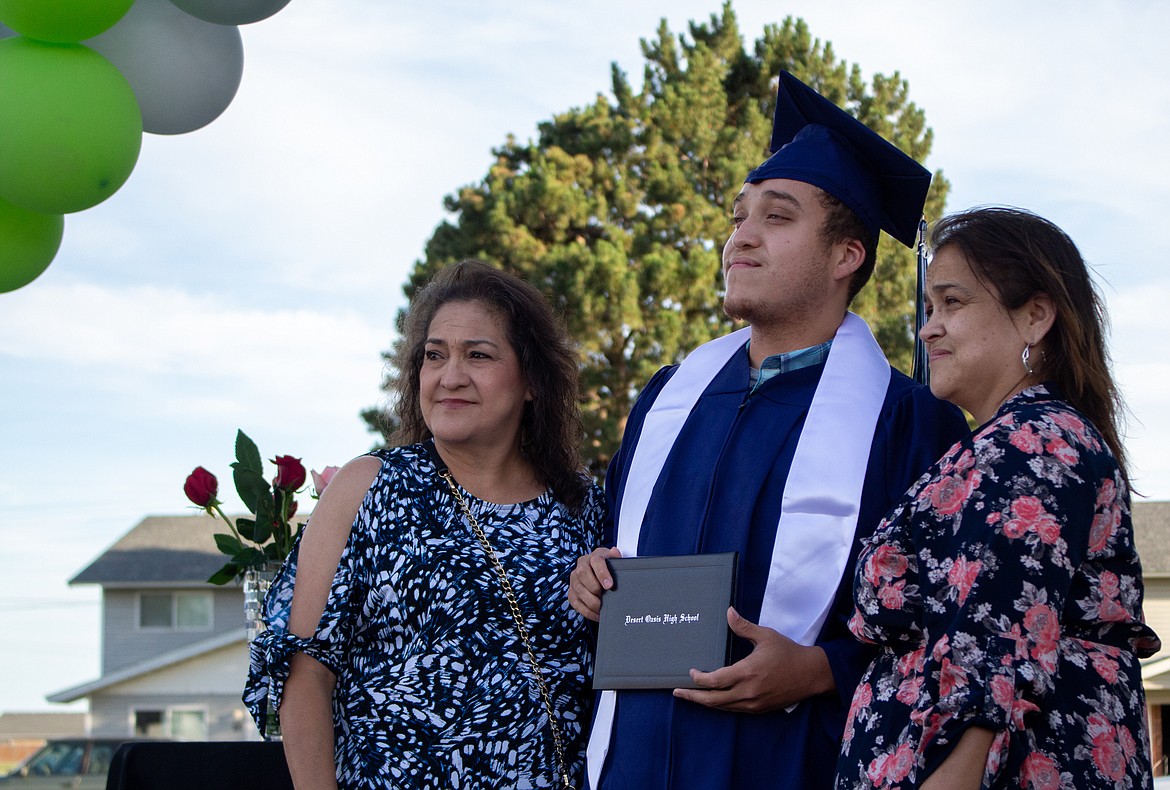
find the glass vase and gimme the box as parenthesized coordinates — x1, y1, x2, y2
(243, 561, 279, 642)
(243, 561, 282, 740)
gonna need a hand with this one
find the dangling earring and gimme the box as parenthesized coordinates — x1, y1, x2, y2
(1021, 343, 1034, 376)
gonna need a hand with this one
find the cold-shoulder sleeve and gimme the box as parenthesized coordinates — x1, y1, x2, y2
(242, 523, 364, 736)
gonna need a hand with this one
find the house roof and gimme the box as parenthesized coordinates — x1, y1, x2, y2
(70, 515, 229, 587)
(46, 628, 248, 703)
(69, 514, 305, 587)
(1134, 501, 1170, 576)
(0, 712, 86, 739)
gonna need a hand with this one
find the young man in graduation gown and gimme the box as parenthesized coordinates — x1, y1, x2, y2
(568, 71, 970, 789)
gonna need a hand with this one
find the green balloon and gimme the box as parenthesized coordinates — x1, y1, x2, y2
(0, 196, 64, 293)
(0, 0, 134, 43)
(0, 38, 142, 214)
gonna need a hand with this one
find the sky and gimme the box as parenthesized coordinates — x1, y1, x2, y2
(1, 0, 1168, 714)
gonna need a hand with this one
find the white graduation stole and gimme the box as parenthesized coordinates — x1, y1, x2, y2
(586, 312, 890, 789)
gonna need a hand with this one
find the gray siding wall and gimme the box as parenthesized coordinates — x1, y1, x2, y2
(101, 588, 245, 672)
(89, 693, 260, 741)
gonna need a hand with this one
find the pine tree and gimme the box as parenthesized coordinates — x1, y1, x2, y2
(367, 3, 949, 472)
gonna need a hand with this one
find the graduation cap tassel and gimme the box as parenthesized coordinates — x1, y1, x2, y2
(911, 217, 930, 385)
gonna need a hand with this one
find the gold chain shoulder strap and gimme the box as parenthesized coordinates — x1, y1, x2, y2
(438, 470, 575, 790)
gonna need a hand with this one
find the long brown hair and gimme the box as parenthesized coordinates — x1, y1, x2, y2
(930, 207, 1130, 483)
(391, 259, 587, 509)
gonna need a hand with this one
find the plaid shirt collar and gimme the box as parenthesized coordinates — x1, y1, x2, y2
(748, 340, 832, 393)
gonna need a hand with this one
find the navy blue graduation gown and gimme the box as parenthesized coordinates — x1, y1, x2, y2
(595, 345, 968, 790)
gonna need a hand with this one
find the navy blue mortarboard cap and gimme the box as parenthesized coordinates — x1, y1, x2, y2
(746, 71, 931, 248)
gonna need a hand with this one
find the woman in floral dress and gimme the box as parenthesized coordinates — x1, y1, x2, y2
(836, 207, 1160, 789)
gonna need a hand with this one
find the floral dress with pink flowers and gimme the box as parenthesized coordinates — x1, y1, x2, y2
(836, 385, 1160, 790)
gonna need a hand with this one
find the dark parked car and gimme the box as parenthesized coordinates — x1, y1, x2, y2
(0, 738, 125, 788)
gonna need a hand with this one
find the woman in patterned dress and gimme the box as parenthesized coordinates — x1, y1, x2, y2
(836, 208, 1160, 789)
(245, 260, 605, 789)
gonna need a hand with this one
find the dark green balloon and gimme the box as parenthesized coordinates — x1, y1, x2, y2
(0, 0, 133, 43)
(0, 38, 142, 214)
(0, 196, 64, 293)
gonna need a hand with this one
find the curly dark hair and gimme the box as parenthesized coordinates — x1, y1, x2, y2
(930, 206, 1130, 484)
(390, 259, 587, 510)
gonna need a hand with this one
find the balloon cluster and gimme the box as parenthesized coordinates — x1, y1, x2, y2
(0, 0, 292, 293)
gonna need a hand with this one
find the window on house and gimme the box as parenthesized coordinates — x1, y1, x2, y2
(170, 709, 208, 740)
(133, 707, 209, 740)
(138, 592, 213, 629)
(133, 710, 165, 738)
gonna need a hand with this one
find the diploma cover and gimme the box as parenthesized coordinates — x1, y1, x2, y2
(593, 552, 738, 689)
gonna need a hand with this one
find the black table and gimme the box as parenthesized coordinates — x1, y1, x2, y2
(105, 741, 294, 790)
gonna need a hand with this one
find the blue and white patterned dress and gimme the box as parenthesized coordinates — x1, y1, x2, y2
(244, 443, 605, 789)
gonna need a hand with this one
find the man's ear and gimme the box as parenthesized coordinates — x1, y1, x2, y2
(832, 238, 866, 283)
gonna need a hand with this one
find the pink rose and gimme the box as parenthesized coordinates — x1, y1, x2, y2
(272, 455, 306, 491)
(897, 647, 926, 676)
(1098, 596, 1128, 623)
(867, 743, 915, 786)
(928, 474, 971, 515)
(1004, 496, 1061, 544)
(990, 674, 1015, 712)
(1088, 509, 1118, 554)
(989, 674, 1039, 728)
(1045, 436, 1080, 466)
(931, 633, 951, 662)
(1091, 730, 1126, 782)
(1091, 651, 1120, 683)
(867, 543, 909, 582)
(947, 556, 983, 605)
(1099, 571, 1121, 598)
(1009, 424, 1044, 454)
(1095, 478, 1118, 509)
(312, 465, 340, 497)
(1051, 411, 1091, 445)
(877, 579, 906, 610)
(938, 657, 968, 698)
(1034, 515, 1061, 545)
(953, 448, 976, 474)
(1020, 752, 1061, 790)
(1023, 604, 1060, 672)
(183, 467, 219, 508)
(896, 675, 923, 705)
(1119, 725, 1137, 760)
(843, 683, 872, 744)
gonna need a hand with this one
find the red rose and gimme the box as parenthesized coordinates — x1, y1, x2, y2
(183, 467, 219, 508)
(272, 455, 306, 491)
